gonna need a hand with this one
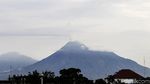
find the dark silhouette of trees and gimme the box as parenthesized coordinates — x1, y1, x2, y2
(95, 79, 106, 84)
(9, 68, 129, 84)
(10, 68, 91, 84)
(10, 70, 55, 84)
(59, 68, 93, 84)
(42, 71, 55, 84)
(26, 70, 41, 84)
(105, 75, 115, 84)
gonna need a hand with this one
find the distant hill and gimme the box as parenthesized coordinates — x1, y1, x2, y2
(0, 52, 37, 73)
(0, 52, 37, 79)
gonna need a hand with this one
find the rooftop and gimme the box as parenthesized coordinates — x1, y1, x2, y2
(113, 69, 144, 79)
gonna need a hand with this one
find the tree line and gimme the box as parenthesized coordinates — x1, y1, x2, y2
(9, 68, 125, 84)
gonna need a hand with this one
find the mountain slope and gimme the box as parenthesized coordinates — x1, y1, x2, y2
(0, 52, 37, 73)
(23, 41, 150, 79)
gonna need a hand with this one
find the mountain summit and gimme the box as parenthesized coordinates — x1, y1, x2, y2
(22, 41, 150, 79)
(59, 41, 89, 52)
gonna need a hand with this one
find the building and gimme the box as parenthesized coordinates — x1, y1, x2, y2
(112, 69, 144, 83)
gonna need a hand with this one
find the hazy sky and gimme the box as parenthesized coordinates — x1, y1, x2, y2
(0, 0, 150, 67)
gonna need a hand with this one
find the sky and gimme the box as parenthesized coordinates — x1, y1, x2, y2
(0, 0, 150, 67)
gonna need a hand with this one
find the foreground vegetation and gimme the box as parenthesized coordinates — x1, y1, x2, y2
(7, 68, 150, 84)
(8, 68, 127, 84)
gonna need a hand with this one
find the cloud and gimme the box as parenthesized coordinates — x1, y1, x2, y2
(0, 0, 150, 36)
(1, 0, 150, 67)
(113, 0, 150, 18)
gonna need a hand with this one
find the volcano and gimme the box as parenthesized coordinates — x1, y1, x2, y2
(23, 41, 150, 79)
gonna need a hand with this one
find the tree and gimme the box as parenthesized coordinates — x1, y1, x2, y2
(42, 71, 55, 84)
(60, 68, 81, 78)
(95, 79, 106, 84)
(26, 70, 41, 84)
(42, 71, 55, 78)
(105, 75, 115, 84)
(59, 68, 93, 84)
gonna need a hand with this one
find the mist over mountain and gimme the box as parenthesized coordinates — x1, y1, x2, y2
(21, 41, 150, 79)
(0, 52, 37, 73)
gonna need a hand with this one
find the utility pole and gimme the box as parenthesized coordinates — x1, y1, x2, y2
(73, 78, 76, 84)
(10, 65, 12, 77)
(40, 74, 44, 84)
(41, 77, 43, 84)
(9, 65, 13, 84)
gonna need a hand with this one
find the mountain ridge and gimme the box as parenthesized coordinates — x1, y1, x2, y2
(19, 41, 150, 79)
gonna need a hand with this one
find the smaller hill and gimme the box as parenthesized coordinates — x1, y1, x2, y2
(0, 52, 37, 73)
